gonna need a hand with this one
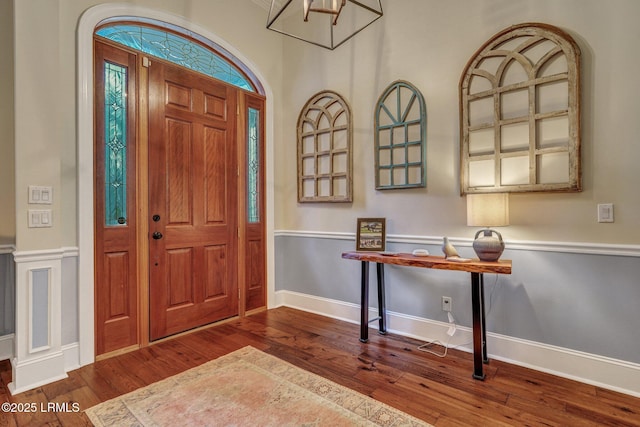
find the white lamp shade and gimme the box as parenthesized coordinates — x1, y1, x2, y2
(467, 193, 509, 227)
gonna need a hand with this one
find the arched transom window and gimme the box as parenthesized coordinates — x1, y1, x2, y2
(95, 19, 262, 93)
(460, 23, 581, 194)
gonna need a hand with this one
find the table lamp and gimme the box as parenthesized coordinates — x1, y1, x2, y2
(466, 193, 509, 262)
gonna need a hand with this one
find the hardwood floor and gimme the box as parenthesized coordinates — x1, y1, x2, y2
(2, 307, 639, 426)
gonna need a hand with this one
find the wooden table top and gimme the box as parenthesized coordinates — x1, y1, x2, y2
(341, 251, 512, 275)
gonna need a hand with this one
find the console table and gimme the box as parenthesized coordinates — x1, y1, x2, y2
(341, 251, 512, 380)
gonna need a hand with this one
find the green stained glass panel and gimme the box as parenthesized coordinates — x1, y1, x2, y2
(248, 108, 260, 223)
(104, 62, 127, 226)
(96, 24, 254, 92)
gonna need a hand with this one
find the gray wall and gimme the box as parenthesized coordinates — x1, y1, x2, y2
(275, 234, 640, 365)
(0, 253, 15, 336)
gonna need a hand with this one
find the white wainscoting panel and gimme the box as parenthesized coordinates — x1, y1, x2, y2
(10, 249, 67, 395)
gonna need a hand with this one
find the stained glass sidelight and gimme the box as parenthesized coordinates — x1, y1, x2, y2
(96, 24, 254, 92)
(247, 108, 260, 223)
(104, 62, 128, 226)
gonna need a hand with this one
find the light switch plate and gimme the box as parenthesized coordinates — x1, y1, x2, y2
(597, 203, 614, 223)
(28, 209, 53, 228)
(29, 186, 53, 204)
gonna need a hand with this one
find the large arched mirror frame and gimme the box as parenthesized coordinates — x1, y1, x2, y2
(460, 23, 581, 194)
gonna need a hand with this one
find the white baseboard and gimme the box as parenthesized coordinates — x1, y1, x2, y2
(1, 338, 79, 395)
(275, 290, 640, 398)
(8, 351, 68, 395)
(62, 342, 80, 372)
(0, 334, 13, 360)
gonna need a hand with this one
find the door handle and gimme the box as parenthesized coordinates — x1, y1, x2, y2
(152, 231, 163, 240)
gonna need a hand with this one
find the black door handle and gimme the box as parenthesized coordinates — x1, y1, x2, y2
(152, 231, 163, 240)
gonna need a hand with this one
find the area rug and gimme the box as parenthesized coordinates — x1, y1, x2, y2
(85, 346, 431, 426)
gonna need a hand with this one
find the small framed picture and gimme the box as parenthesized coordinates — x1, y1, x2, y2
(356, 218, 386, 251)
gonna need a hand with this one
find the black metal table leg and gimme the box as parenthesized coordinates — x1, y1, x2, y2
(360, 261, 369, 343)
(471, 272, 486, 380)
(376, 263, 387, 335)
(480, 273, 488, 363)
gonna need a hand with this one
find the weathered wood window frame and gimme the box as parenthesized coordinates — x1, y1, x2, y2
(297, 91, 353, 202)
(460, 23, 581, 194)
(375, 80, 427, 190)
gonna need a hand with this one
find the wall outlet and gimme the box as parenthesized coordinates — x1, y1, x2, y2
(441, 296, 452, 312)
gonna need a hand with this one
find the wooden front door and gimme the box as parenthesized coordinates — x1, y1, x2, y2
(148, 60, 239, 341)
(95, 35, 266, 356)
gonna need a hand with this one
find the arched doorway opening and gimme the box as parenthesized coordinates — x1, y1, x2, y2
(77, 4, 274, 365)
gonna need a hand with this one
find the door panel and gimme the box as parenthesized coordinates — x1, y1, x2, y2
(205, 245, 228, 299)
(204, 126, 228, 223)
(149, 60, 238, 340)
(94, 41, 139, 355)
(166, 118, 192, 223)
(166, 248, 193, 306)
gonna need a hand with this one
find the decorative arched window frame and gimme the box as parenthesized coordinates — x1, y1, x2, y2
(297, 91, 353, 203)
(374, 80, 427, 190)
(460, 23, 581, 194)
